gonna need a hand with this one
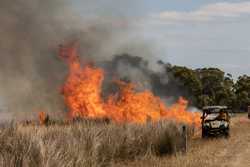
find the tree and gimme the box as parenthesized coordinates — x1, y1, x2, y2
(234, 75, 250, 110)
(152, 61, 250, 111)
(170, 66, 202, 106)
(194, 68, 235, 107)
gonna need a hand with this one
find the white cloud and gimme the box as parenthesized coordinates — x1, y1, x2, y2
(155, 2, 250, 22)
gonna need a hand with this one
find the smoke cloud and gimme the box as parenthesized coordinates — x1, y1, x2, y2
(0, 0, 167, 120)
(101, 55, 184, 102)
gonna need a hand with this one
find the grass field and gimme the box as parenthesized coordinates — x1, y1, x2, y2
(1, 115, 248, 167)
(115, 114, 250, 167)
(0, 120, 188, 167)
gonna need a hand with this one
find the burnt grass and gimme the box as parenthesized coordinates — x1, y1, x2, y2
(0, 120, 191, 167)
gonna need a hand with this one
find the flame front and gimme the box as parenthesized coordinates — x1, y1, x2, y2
(39, 111, 47, 125)
(59, 44, 200, 126)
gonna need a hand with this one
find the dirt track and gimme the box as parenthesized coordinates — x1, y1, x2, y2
(202, 114, 250, 167)
(116, 114, 250, 167)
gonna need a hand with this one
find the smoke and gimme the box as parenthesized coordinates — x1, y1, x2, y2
(0, 1, 106, 115)
(0, 0, 75, 115)
(1, 0, 194, 121)
(100, 54, 195, 107)
(0, 0, 166, 118)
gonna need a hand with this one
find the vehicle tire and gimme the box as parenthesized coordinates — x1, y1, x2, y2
(224, 130, 230, 138)
(202, 130, 208, 138)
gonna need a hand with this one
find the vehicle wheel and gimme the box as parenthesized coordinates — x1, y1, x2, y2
(224, 130, 230, 138)
(202, 130, 208, 138)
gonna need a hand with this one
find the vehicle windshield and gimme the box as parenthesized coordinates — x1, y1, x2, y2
(205, 113, 219, 120)
(204, 108, 221, 113)
(203, 109, 227, 121)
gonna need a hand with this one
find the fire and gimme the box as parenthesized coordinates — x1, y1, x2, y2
(39, 111, 49, 125)
(59, 44, 201, 126)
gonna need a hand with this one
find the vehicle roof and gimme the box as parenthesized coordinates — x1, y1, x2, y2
(202, 106, 228, 110)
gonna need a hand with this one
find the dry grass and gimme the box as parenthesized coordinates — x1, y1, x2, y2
(115, 114, 250, 167)
(0, 120, 187, 167)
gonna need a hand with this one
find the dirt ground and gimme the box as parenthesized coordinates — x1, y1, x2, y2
(116, 114, 250, 167)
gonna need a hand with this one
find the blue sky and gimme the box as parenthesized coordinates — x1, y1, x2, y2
(74, 0, 250, 78)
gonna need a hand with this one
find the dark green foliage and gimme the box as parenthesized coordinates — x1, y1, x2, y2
(234, 75, 250, 110)
(170, 66, 202, 106)
(165, 65, 250, 111)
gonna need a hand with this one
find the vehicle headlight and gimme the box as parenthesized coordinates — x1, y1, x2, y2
(204, 122, 210, 127)
(220, 121, 229, 127)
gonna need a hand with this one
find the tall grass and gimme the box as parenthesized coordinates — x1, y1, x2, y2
(0, 120, 187, 167)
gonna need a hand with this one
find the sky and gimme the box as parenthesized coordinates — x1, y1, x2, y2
(74, 0, 250, 78)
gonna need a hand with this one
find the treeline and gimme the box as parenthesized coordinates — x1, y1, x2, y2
(161, 64, 250, 111)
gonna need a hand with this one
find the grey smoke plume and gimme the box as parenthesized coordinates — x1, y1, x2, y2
(101, 55, 191, 106)
(0, 1, 110, 115)
(0, 0, 77, 116)
(0, 0, 165, 119)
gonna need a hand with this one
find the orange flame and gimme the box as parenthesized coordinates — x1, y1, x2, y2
(59, 44, 201, 126)
(39, 111, 47, 125)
